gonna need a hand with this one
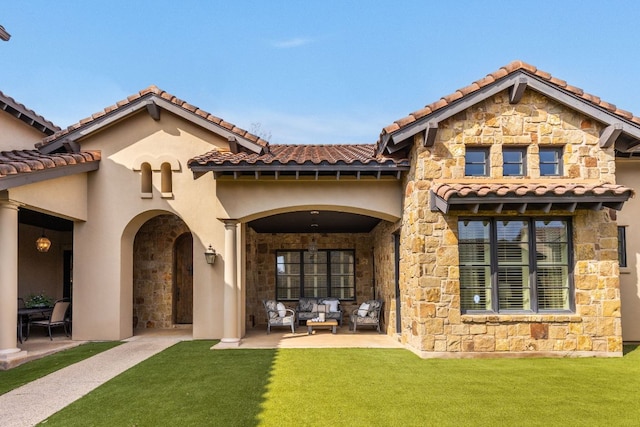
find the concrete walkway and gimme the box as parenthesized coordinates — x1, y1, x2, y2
(0, 332, 188, 427)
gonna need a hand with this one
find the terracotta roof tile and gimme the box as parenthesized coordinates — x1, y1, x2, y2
(0, 90, 60, 135)
(0, 149, 101, 179)
(37, 86, 269, 149)
(432, 182, 634, 201)
(189, 144, 408, 168)
(380, 60, 640, 148)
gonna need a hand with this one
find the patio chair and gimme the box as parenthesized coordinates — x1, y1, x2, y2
(28, 300, 71, 340)
(262, 299, 296, 334)
(349, 299, 383, 333)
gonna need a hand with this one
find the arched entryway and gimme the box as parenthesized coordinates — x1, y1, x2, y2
(133, 214, 191, 331)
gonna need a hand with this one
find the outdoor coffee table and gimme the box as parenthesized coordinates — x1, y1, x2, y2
(307, 319, 338, 335)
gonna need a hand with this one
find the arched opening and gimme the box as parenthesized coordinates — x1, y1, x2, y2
(160, 162, 172, 195)
(243, 208, 398, 333)
(140, 162, 152, 194)
(133, 214, 191, 330)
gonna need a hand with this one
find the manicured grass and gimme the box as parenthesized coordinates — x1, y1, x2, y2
(0, 341, 121, 396)
(41, 342, 640, 426)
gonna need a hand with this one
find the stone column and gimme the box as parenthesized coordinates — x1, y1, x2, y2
(221, 219, 240, 345)
(0, 200, 24, 361)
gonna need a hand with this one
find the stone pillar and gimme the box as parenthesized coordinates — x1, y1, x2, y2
(0, 200, 24, 361)
(221, 219, 240, 345)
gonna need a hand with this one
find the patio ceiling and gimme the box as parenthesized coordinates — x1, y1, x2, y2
(248, 210, 381, 233)
(19, 208, 73, 232)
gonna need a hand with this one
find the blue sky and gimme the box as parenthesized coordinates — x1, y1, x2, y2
(2, 1, 640, 145)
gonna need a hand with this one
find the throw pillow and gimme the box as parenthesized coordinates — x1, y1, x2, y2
(358, 302, 370, 317)
(276, 302, 286, 317)
(324, 299, 339, 313)
(265, 300, 278, 319)
(312, 303, 327, 313)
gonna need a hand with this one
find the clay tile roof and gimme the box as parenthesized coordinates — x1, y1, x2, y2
(434, 182, 634, 200)
(189, 144, 408, 169)
(431, 182, 634, 213)
(0, 91, 60, 135)
(0, 149, 101, 189)
(36, 85, 269, 149)
(379, 60, 640, 149)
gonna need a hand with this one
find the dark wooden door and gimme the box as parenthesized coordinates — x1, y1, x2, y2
(174, 233, 193, 324)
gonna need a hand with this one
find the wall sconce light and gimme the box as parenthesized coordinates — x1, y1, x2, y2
(36, 230, 51, 253)
(204, 244, 217, 265)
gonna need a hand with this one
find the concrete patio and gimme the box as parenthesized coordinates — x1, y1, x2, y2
(8, 324, 404, 368)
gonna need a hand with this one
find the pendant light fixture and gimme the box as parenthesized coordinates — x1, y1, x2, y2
(36, 229, 51, 253)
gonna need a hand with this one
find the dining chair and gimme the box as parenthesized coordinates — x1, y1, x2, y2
(28, 300, 71, 340)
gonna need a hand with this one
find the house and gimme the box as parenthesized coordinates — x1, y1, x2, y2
(1, 61, 639, 365)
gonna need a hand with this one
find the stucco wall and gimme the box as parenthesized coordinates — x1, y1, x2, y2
(615, 160, 640, 342)
(0, 112, 46, 150)
(399, 89, 622, 356)
(72, 110, 227, 340)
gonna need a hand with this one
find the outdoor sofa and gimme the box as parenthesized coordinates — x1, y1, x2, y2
(295, 297, 343, 326)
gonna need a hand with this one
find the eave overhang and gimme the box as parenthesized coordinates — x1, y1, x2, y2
(429, 181, 634, 214)
(0, 91, 60, 136)
(189, 162, 410, 181)
(379, 69, 640, 156)
(0, 150, 101, 191)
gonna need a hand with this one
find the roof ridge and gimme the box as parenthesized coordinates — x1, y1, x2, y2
(380, 60, 640, 140)
(37, 85, 269, 149)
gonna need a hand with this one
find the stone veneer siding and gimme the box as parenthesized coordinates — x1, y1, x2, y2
(133, 214, 190, 329)
(245, 226, 377, 328)
(399, 89, 622, 357)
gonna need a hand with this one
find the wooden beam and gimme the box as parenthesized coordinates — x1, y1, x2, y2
(517, 203, 528, 214)
(541, 203, 552, 213)
(61, 139, 81, 153)
(494, 203, 504, 213)
(228, 137, 239, 154)
(423, 122, 438, 147)
(430, 191, 449, 213)
(146, 102, 161, 121)
(470, 203, 480, 214)
(510, 77, 527, 104)
(599, 123, 623, 148)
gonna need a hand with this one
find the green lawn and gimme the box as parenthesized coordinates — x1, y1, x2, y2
(36, 342, 640, 426)
(0, 341, 121, 395)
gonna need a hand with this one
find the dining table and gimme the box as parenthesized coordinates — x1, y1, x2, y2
(17, 306, 53, 343)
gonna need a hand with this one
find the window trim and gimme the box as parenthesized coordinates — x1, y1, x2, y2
(539, 146, 563, 176)
(458, 217, 574, 314)
(502, 147, 527, 177)
(275, 249, 356, 301)
(465, 147, 490, 177)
